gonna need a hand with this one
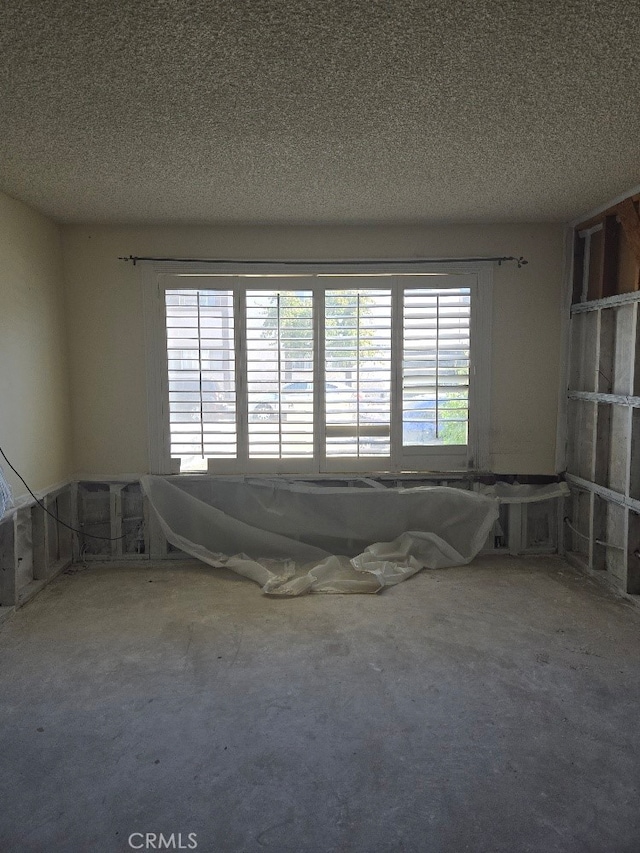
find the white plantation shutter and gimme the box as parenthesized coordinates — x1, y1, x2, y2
(165, 290, 237, 470)
(246, 290, 314, 459)
(324, 289, 392, 458)
(403, 287, 470, 446)
(155, 271, 485, 475)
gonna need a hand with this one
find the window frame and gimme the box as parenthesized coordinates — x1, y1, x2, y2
(143, 260, 492, 475)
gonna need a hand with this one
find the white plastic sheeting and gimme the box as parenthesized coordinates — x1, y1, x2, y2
(0, 464, 13, 518)
(484, 481, 569, 504)
(141, 475, 512, 595)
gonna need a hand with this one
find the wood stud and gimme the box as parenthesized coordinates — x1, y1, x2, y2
(615, 199, 640, 268)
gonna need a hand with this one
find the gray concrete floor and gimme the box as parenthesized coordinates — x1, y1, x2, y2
(1, 556, 639, 853)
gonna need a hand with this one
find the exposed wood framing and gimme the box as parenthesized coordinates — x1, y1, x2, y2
(0, 484, 74, 619)
(568, 391, 640, 409)
(571, 289, 640, 314)
(601, 216, 621, 298)
(577, 217, 624, 301)
(73, 476, 563, 562)
(565, 191, 640, 595)
(615, 198, 640, 266)
(571, 231, 585, 307)
(566, 473, 640, 514)
(0, 475, 566, 615)
(573, 188, 640, 231)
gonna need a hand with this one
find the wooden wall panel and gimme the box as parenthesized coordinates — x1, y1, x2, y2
(587, 228, 604, 301)
(617, 223, 640, 294)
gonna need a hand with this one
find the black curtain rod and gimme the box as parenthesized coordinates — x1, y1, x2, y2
(118, 255, 528, 268)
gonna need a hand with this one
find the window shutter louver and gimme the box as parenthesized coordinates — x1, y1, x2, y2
(165, 290, 237, 469)
(246, 290, 315, 459)
(324, 289, 393, 458)
(403, 288, 471, 446)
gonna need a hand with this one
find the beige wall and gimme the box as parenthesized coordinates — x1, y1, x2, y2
(61, 223, 564, 476)
(0, 192, 72, 500)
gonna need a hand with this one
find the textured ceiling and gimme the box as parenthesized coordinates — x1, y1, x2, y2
(0, 0, 639, 225)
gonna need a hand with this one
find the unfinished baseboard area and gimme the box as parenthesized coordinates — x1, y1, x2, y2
(73, 475, 564, 562)
(0, 475, 566, 616)
(0, 483, 74, 624)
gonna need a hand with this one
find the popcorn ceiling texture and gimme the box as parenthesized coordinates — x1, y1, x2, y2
(0, 0, 638, 225)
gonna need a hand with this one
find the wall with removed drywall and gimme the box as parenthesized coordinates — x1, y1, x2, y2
(564, 196, 640, 596)
(62, 223, 563, 476)
(0, 191, 72, 501)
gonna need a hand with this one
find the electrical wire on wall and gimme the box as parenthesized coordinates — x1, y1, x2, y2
(564, 515, 631, 554)
(0, 444, 127, 541)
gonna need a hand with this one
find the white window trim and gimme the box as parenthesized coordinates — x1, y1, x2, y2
(142, 261, 492, 475)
